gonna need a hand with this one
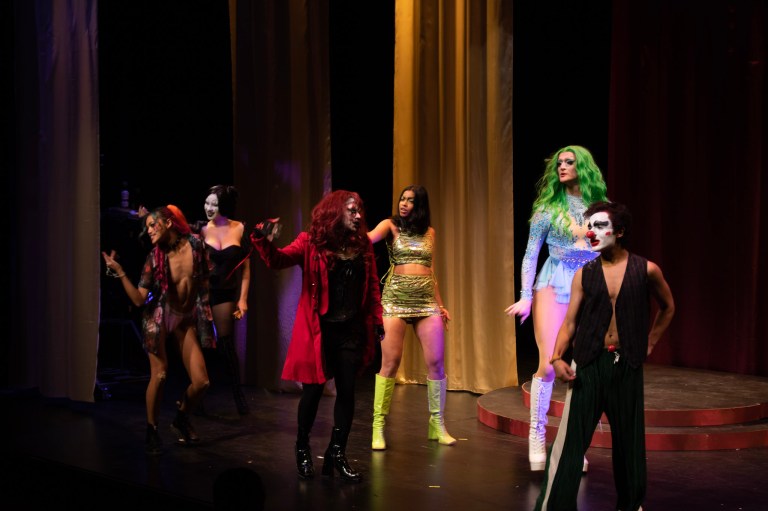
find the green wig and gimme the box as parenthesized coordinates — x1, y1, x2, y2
(530, 145, 608, 234)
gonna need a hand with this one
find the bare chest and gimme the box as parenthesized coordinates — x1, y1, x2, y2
(602, 260, 628, 301)
(167, 245, 195, 284)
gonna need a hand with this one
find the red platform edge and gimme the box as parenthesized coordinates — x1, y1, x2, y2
(520, 384, 768, 427)
(477, 405, 768, 451)
(478, 381, 768, 451)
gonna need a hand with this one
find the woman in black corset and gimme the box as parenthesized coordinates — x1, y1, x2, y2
(200, 184, 252, 415)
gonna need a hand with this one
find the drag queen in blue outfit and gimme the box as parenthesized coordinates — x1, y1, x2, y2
(505, 145, 607, 471)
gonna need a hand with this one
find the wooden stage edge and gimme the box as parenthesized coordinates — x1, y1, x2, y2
(477, 364, 768, 451)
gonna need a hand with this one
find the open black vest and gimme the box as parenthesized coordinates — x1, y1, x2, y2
(572, 252, 649, 368)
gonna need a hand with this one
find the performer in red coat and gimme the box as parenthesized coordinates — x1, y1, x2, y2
(251, 190, 384, 482)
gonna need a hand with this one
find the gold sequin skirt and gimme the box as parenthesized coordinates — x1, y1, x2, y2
(381, 273, 440, 318)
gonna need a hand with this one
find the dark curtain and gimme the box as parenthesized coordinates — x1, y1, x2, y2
(10, 0, 101, 400)
(230, 0, 333, 390)
(608, 0, 767, 375)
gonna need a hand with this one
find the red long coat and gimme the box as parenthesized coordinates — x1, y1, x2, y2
(252, 232, 383, 384)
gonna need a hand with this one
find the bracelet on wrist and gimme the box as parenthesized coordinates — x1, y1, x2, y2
(549, 356, 562, 365)
(106, 267, 125, 279)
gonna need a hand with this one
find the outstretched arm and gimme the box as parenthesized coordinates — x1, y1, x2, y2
(646, 261, 675, 355)
(368, 218, 394, 244)
(101, 250, 149, 307)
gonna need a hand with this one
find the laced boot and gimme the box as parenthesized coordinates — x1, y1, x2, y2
(427, 377, 457, 445)
(171, 397, 200, 445)
(295, 427, 314, 479)
(322, 426, 362, 482)
(371, 374, 395, 450)
(145, 423, 164, 455)
(529, 375, 553, 471)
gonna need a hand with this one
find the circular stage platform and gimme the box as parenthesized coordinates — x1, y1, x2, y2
(477, 364, 768, 451)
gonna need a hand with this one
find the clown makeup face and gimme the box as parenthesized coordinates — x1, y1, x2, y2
(204, 193, 220, 220)
(586, 211, 618, 252)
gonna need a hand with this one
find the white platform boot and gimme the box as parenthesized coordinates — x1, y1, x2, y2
(528, 375, 553, 471)
(529, 375, 589, 472)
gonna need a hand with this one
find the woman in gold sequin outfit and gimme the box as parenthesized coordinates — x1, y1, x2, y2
(367, 184, 455, 450)
(505, 145, 608, 471)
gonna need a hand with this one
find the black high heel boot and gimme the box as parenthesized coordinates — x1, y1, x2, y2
(145, 423, 164, 455)
(322, 426, 361, 482)
(171, 395, 200, 445)
(220, 335, 250, 415)
(295, 443, 314, 479)
(295, 427, 314, 479)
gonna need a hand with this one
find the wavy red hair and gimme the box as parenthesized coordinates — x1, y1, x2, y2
(309, 190, 369, 262)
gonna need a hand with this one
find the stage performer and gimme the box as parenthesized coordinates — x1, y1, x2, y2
(250, 190, 384, 482)
(505, 145, 607, 471)
(367, 184, 456, 450)
(101, 205, 214, 455)
(535, 201, 675, 511)
(200, 184, 252, 415)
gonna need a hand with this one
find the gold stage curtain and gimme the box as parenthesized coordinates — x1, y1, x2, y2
(393, 0, 516, 393)
(229, 0, 332, 391)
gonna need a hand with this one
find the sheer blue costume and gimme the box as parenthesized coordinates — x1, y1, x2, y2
(519, 195, 597, 303)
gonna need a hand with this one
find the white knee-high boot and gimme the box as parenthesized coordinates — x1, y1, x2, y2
(529, 375, 553, 471)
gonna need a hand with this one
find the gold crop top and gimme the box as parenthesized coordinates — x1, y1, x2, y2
(388, 230, 433, 267)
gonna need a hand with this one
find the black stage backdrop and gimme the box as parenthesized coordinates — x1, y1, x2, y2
(11, 0, 763, 382)
(96, 0, 611, 379)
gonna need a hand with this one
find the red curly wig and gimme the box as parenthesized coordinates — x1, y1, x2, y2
(308, 190, 369, 262)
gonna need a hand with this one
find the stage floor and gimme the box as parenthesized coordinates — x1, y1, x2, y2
(3, 369, 767, 510)
(478, 364, 768, 451)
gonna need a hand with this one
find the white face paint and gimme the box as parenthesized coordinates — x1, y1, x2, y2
(586, 211, 617, 252)
(204, 193, 220, 220)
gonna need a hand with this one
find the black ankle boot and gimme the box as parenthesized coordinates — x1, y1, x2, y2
(145, 423, 163, 455)
(322, 427, 361, 482)
(171, 405, 200, 445)
(295, 442, 315, 479)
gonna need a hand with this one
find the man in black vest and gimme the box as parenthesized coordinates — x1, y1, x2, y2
(534, 201, 675, 511)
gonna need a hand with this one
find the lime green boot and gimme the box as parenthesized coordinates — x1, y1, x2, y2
(372, 374, 396, 450)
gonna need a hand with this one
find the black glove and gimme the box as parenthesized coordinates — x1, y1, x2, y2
(252, 218, 279, 239)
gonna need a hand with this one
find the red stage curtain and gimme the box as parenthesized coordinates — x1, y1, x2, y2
(608, 0, 767, 375)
